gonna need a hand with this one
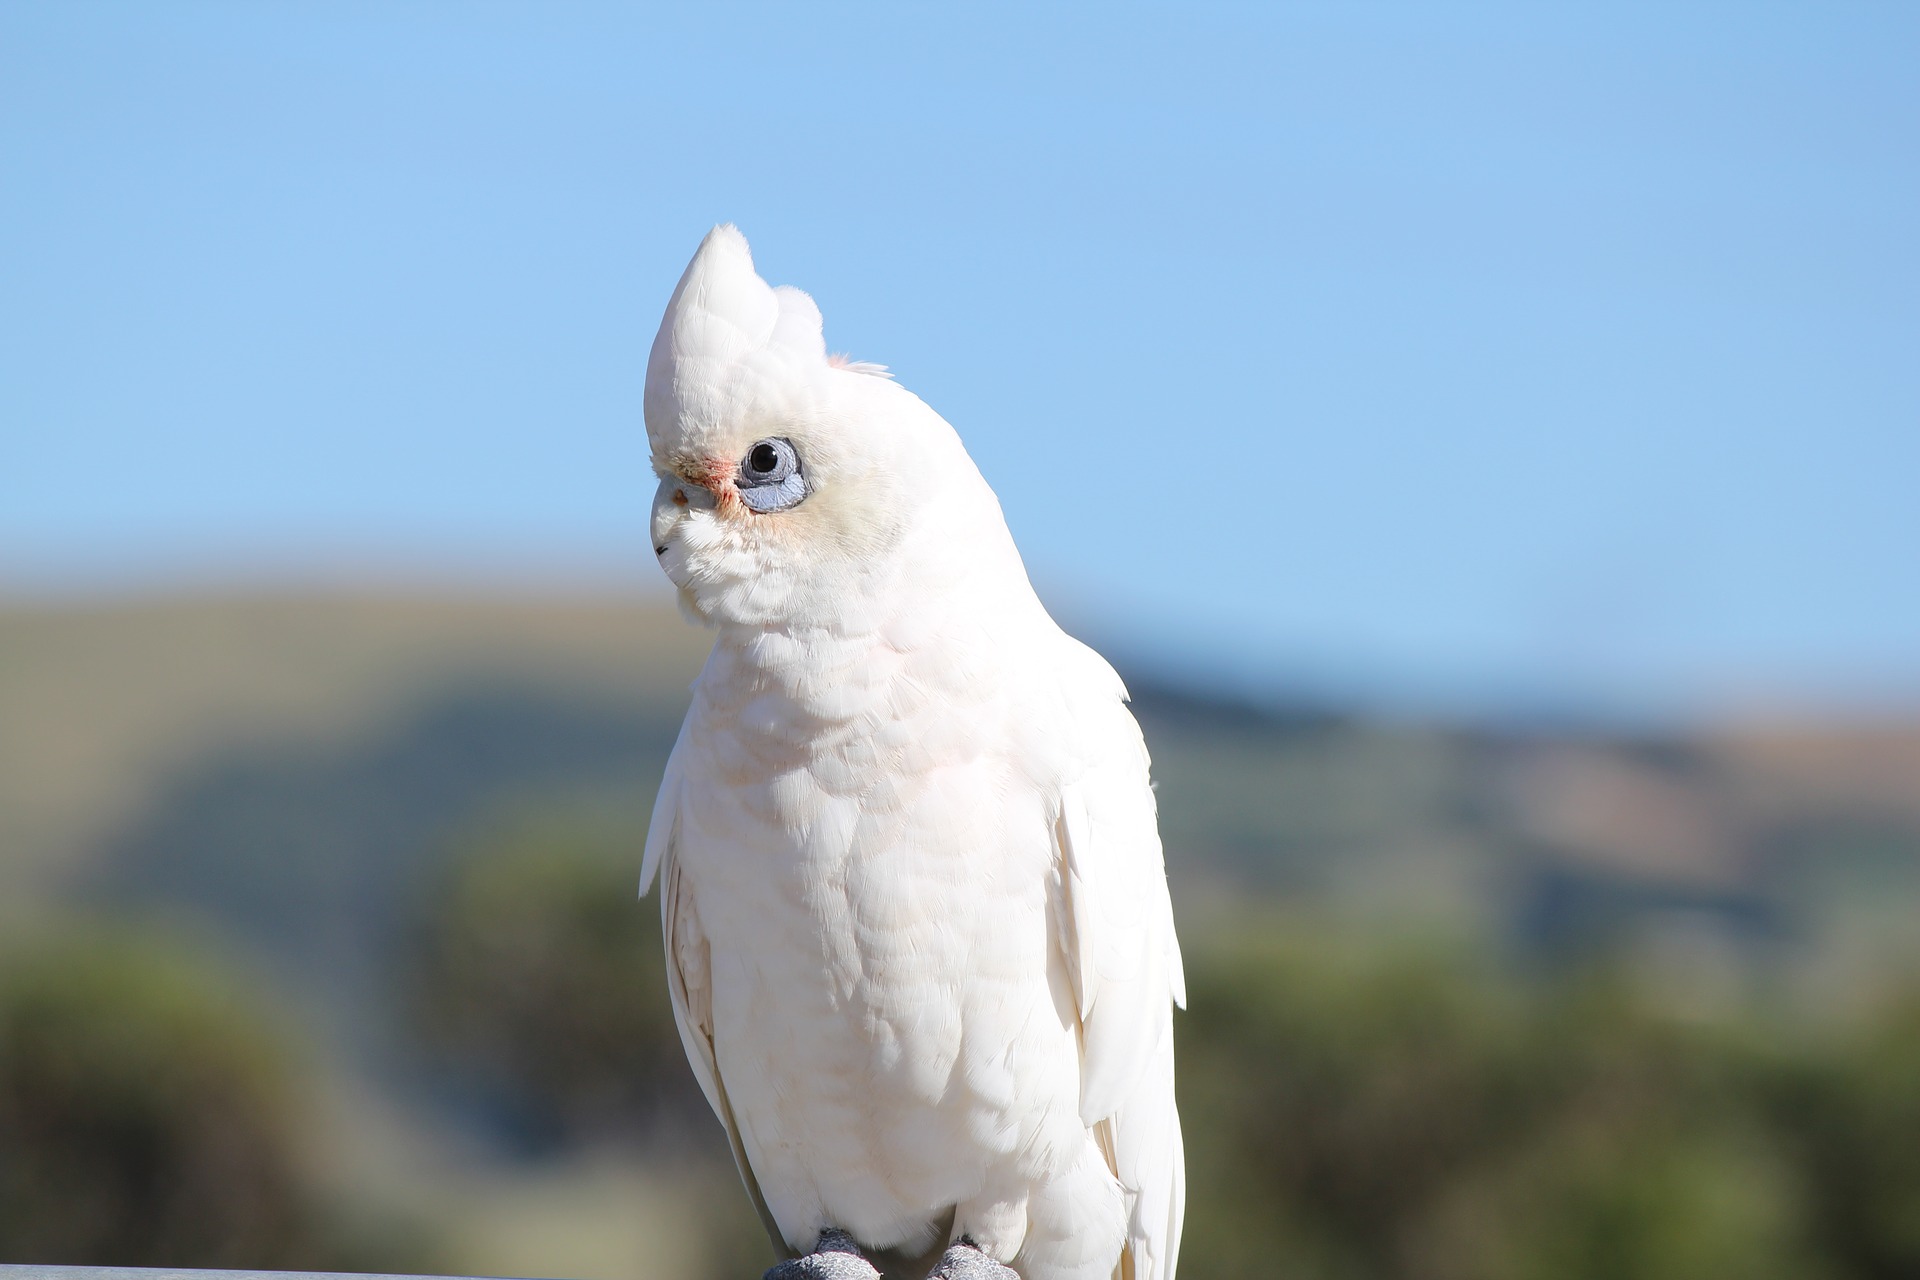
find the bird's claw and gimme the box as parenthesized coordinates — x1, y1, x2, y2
(928, 1238, 1020, 1279)
(764, 1228, 882, 1280)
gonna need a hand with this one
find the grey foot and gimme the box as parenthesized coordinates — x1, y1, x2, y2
(928, 1238, 1020, 1280)
(765, 1228, 882, 1280)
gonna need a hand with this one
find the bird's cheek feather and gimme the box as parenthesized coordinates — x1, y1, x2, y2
(678, 456, 748, 518)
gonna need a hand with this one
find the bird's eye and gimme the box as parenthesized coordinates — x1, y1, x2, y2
(735, 437, 806, 513)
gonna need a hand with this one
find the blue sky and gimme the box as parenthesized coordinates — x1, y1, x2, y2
(3, 3, 1916, 720)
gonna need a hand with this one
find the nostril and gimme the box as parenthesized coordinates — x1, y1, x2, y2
(653, 545, 668, 557)
(672, 489, 689, 507)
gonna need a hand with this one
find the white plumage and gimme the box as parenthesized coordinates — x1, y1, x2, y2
(640, 226, 1185, 1280)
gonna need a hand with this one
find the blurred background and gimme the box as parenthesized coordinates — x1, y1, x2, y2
(3, 4, 1918, 1278)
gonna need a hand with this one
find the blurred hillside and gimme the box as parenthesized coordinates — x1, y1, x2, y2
(7, 593, 1914, 1000)
(3, 591, 1918, 1278)
(0, 592, 710, 908)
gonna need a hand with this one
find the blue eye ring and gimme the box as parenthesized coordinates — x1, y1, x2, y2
(736, 437, 807, 513)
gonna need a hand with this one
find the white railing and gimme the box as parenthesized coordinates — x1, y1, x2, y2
(0, 1269, 531, 1280)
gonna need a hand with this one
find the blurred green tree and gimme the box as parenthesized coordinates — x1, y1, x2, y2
(406, 819, 708, 1153)
(405, 819, 778, 1278)
(0, 927, 338, 1267)
(1765, 992, 1920, 1280)
(1176, 923, 1826, 1280)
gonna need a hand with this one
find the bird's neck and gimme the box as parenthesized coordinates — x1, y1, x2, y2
(693, 575, 1031, 756)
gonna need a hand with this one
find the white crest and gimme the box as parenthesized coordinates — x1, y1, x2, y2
(644, 225, 832, 461)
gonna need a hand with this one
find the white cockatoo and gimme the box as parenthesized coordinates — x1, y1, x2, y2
(640, 226, 1185, 1280)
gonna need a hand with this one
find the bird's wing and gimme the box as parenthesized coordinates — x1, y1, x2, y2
(638, 714, 690, 898)
(1052, 645, 1187, 1280)
(645, 727, 788, 1257)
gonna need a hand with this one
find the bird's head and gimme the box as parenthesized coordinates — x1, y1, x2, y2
(644, 225, 1011, 632)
